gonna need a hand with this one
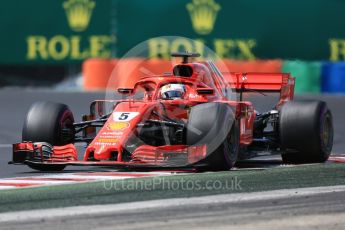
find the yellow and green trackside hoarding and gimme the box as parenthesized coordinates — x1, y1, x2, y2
(0, 0, 345, 92)
(0, 0, 345, 64)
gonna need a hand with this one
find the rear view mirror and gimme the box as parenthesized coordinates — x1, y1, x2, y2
(173, 65, 194, 77)
(117, 88, 134, 95)
(196, 88, 214, 95)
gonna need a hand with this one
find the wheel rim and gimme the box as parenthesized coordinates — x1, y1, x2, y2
(60, 110, 74, 128)
(226, 125, 239, 163)
(321, 113, 333, 151)
(59, 110, 74, 144)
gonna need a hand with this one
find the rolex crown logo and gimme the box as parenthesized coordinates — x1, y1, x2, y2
(186, 0, 221, 35)
(63, 0, 96, 32)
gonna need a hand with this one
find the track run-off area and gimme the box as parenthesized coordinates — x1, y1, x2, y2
(0, 163, 345, 229)
(0, 155, 344, 190)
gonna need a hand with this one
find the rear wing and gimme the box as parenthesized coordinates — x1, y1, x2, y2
(223, 72, 295, 106)
(223, 72, 293, 91)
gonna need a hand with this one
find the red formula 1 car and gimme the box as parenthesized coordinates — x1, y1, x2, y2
(11, 53, 333, 171)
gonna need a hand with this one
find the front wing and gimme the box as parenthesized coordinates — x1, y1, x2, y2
(10, 142, 207, 169)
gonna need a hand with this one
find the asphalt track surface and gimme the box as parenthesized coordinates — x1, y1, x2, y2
(0, 88, 344, 178)
(2, 186, 345, 230)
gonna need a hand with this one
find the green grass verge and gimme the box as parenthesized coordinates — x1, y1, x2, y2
(0, 163, 345, 213)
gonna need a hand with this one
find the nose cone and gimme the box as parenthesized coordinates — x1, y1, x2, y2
(87, 101, 149, 161)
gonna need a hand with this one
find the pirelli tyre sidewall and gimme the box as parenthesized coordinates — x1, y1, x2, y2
(22, 101, 75, 171)
(187, 102, 239, 170)
(22, 101, 74, 146)
(279, 100, 333, 164)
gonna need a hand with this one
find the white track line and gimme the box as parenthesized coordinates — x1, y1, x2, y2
(0, 186, 16, 189)
(0, 153, 343, 190)
(0, 179, 82, 185)
(329, 156, 345, 162)
(1, 185, 345, 223)
(0, 171, 176, 190)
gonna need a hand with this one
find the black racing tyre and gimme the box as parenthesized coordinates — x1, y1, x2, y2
(187, 103, 240, 171)
(280, 101, 333, 164)
(27, 163, 67, 172)
(22, 102, 75, 171)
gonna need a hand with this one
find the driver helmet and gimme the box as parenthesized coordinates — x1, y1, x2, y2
(161, 84, 186, 100)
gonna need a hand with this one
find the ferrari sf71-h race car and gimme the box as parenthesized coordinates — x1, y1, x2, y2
(11, 53, 333, 171)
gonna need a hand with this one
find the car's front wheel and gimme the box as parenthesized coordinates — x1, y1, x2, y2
(187, 103, 240, 171)
(22, 101, 75, 171)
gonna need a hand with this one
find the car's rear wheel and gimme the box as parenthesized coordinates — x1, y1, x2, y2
(280, 101, 333, 164)
(187, 103, 240, 171)
(22, 101, 75, 171)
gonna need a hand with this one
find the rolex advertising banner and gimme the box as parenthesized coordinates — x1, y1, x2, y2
(115, 0, 345, 61)
(0, 0, 345, 65)
(0, 0, 116, 64)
